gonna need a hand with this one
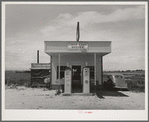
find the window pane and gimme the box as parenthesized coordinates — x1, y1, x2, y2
(57, 66, 66, 79)
(90, 66, 94, 80)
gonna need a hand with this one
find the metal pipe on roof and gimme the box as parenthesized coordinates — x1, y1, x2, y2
(76, 22, 80, 42)
(37, 50, 39, 63)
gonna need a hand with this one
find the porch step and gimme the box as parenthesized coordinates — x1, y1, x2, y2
(61, 93, 94, 96)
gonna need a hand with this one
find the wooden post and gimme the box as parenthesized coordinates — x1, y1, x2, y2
(58, 53, 61, 93)
(49, 56, 52, 89)
(101, 56, 103, 85)
(94, 53, 96, 94)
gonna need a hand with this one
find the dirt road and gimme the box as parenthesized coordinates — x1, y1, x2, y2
(5, 87, 145, 109)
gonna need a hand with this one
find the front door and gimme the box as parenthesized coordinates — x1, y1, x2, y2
(72, 66, 82, 93)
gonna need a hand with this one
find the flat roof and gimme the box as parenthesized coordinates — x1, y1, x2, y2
(44, 41, 111, 56)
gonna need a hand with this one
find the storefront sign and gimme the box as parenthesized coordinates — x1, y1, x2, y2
(68, 43, 88, 51)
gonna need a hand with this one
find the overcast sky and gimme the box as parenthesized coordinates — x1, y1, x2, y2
(5, 3, 146, 71)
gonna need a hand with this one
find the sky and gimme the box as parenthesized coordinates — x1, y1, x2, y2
(5, 3, 146, 71)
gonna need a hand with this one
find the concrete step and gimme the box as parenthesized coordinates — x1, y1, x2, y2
(61, 93, 95, 96)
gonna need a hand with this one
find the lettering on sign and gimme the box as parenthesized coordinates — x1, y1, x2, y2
(68, 43, 88, 51)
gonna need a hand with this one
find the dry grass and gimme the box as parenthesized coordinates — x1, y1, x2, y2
(124, 74, 145, 92)
(5, 70, 31, 86)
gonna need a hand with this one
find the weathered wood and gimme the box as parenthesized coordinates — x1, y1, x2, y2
(31, 63, 50, 69)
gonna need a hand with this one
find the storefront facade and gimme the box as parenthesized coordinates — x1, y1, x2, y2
(44, 41, 111, 92)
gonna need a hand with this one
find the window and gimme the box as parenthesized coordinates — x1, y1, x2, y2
(57, 66, 67, 79)
(87, 66, 94, 80)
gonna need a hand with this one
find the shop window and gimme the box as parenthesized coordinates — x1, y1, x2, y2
(57, 66, 67, 79)
(88, 66, 94, 80)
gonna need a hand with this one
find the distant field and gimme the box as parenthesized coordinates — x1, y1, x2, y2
(5, 70, 31, 86)
(5, 70, 145, 92)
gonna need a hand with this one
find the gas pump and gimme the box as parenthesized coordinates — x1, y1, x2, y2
(83, 67, 90, 93)
(64, 67, 72, 93)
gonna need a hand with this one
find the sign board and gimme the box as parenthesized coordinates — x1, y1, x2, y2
(31, 63, 50, 69)
(68, 43, 88, 51)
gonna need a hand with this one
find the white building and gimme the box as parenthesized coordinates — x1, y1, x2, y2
(44, 40, 111, 93)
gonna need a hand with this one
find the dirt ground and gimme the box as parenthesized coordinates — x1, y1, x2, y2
(5, 87, 145, 110)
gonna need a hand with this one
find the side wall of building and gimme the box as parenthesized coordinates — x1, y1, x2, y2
(51, 54, 102, 87)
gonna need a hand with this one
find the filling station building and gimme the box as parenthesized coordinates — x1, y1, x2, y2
(44, 22, 111, 93)
(44, 41, 111, 93)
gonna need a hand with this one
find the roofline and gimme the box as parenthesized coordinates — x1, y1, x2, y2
(44, 41, 112, 43)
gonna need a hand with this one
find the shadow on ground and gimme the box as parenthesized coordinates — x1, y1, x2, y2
(95, 88, 129, 99)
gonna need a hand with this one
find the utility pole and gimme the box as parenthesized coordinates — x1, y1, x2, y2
(37, 50, 39, 63)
